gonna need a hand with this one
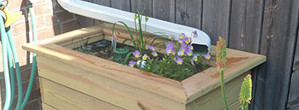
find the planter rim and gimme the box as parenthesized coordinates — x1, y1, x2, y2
(22, 23, 266, 103)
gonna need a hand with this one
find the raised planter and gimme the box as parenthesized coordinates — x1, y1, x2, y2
(23, 23, 266, 110)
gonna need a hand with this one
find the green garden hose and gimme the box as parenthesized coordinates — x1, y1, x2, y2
(0, 13, 12, 110)
(7, 37, 15, 109)
(20, 6, 37, 110)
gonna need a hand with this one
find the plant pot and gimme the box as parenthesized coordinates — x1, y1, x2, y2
(23, 23, 266, 110)
(113, 47, 129, 64)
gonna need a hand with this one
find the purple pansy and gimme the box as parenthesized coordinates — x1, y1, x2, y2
(148, 45, 155, 51)
(142, 54, 148, 60)
(186, 49, 193, 56)
(151, 51, 158, 57)
(188, 45, 194, 50)
(191, 56, 198, 65)
(175, 57, 183, 65)
(129, 60, 136, 68)
(133, 50, 140, 58)
(204, 53, 211, 60)
(193, 31, 198, 38)
(166, 42, 174, 55)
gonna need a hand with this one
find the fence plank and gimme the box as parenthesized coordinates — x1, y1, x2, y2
(288, 71, 299, 109)
(175, 0, 202, 29)
(93, 0, 111, 7)
(152, 0, 175, 22)
(292, 0, 299, 71)
(254, 0, 298, 109)
(111, 0, 131, 11)
(228, 0, 263, 53)
(202, 0, 231, 45)
(131, 0, 153, 17)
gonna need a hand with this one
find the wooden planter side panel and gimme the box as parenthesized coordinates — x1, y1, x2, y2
(39, 77, 124, 110)
(36, 55, 185, 110)
(186, 72, 249, 110)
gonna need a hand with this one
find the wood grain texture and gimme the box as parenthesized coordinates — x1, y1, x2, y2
(202, 0, 231, 45)
(36, 55, 185, 110)
(254, 0, 298, 109)
(111, 0, 131, 11)
(229, 0, 263, 53)
(93, 0, 111, 7)
(131, 0, 153, 17)
(152, 0, 175, 22)
(183, 45, 266, 103)
(292, 0, 299, 70)
(186, 72, 249, 110)
(175, 0, 202, 29)
(42, 103, 57, 110)
(40, 78, 124, 110)
(287, 71, 299, 109)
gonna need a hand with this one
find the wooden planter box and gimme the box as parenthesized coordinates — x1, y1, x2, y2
(23, 23, 265, 110)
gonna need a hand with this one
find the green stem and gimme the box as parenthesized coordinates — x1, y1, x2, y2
(220, 70, 229, 110)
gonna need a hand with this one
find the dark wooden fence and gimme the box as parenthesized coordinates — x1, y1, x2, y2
(77, 0, 299, 109)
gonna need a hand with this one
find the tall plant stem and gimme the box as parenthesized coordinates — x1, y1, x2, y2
(220, 70, 229, 110)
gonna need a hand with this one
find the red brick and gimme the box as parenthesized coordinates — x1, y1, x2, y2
(37, 26, 56, 40)
(7, 0, 28, 11)
(34, 4, 53, 16)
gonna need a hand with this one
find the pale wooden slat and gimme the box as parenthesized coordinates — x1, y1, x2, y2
(202, 0, 231, 45)
(229, 0, 263, 53)
(175, 0, 202, 29)
(42, 103, 57, 110)
(37, 55, 185, 110)
(40, 77, 124, 110)
(186, 72, 248, 110)
(131, 0, 153, 17)
(183, 46, 266, 103)
(111, 0, 131, 11)
(254, 0, 299, 109)
(152, 0, 175, 22)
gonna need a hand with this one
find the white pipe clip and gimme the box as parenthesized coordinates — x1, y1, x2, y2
(57, 0, 211, 51)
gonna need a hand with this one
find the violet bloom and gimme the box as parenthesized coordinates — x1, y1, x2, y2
(186, 49, 193, 56)
(166, 42, 174, 55)
(204, 53, 211, 60)
(188, 45, 194, 50)
(148, 45, 155, 51)
(191, 56, 198, 65)
(179, 33, 186, 39)
(193, 31, 198, 38)
(129, 60, 136, 68)
(185, 37, 192, 44)
(151, 51, 158, 57)
(142, 54, 148, 60)
(133, 50, 140, 58)
(175, 57, 183, 65)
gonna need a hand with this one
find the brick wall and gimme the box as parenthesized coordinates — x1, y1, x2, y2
(0, 0, 80, 109)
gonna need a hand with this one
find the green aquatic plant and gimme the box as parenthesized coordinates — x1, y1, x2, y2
(216, 36, 229, 110)
(240, 74, 252, 110)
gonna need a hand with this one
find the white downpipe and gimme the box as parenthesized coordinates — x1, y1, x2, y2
(57, 0, 211, 50)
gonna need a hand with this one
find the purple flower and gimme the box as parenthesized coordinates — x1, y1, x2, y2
(151, 51, 158, 57)
(166, 42, 174, 55)
(191, 56, 198, 65)
(129, 60, 136, 68)
(178, 51, 184, 56)
(185, 37, 192, 44)
(193, 31, 198, 38)
(186, 49, 193, 56)
(147, 45, 155, 51)
(204, 53, 211, 60)
(179, 45, 187, 53)
(188, 45, 194, 50)
(171, 49, 176, 55)
(142, 54, 148, 60)
(179, 33, 186, 39)
(175, 57, 183, 65)
(133, 50, 140, 58)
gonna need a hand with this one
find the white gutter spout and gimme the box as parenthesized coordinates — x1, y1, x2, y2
(57, 0, 211, 51)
